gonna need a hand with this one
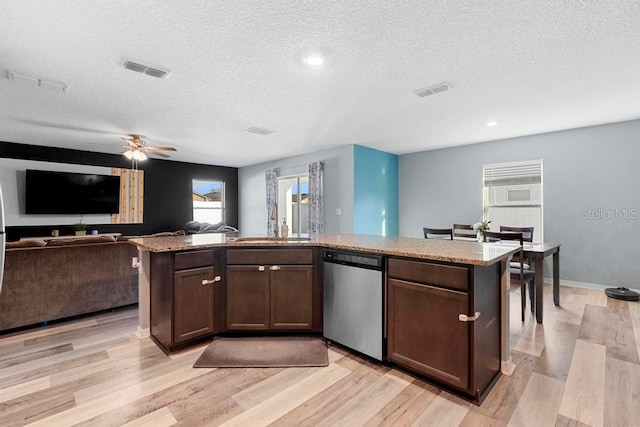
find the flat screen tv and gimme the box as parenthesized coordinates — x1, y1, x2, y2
(25, 169, 121, 214)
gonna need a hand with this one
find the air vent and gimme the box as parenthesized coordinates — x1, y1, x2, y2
(245, 127, 274, 136)
(413, 81, 451, 98)
(145, 67, 169, 79)
(123, 61, 171, 79)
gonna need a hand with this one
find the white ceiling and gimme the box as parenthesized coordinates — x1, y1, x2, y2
(1, 1, 639, 168)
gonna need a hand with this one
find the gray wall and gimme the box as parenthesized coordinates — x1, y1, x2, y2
(399, 119, 640, 288)
(239, 145, 354, 235)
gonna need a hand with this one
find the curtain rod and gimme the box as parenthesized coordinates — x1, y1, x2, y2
(273, 160, 321, 171)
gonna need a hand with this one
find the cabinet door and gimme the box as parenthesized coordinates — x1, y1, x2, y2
(173, 267, 215, 343)
(226, 265, 270, 330)
(270, 265, 314, 330)
(387, 278, 470, 390)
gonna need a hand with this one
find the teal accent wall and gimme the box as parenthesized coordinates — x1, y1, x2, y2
(353, 145, 399, 236)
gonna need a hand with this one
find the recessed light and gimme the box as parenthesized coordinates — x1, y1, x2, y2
(486, 121, 498, 127)
(303, 54, 325, 66)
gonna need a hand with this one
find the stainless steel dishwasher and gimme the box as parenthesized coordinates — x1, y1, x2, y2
(323, 249, 383, 361)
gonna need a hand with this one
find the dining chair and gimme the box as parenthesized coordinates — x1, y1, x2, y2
(423, 227, 453, 240)
(500, 225, 535, 309)
(453, 223, 475, 239)
(499, 225, 534, 242)
(483, 231, 535, 321)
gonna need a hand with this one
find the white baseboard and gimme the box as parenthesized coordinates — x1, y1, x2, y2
(554, 278, 640, 294)
(135, 326, 150, 339)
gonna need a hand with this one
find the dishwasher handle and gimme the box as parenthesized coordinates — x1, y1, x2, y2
(323, 250, 383, 270)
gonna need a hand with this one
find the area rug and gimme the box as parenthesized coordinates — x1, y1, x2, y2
(193, 336, 329, 368)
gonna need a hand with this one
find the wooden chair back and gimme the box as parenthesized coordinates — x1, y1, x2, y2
(453, 223, 475, 239)
(423, 227, 453, 240)
(499, 225, 534, 242)
(483, 230, 526, 263)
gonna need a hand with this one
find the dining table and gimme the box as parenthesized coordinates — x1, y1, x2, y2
(521, 242, 561, 323)
(455, 236, 561, 323)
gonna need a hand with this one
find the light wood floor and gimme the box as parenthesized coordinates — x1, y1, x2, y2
(1, 285, 639, 426)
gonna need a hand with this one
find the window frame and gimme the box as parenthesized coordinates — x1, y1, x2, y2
(277, 173, 309, 238)
(482, 160, 544, 242)
(192, 179, 225, 224)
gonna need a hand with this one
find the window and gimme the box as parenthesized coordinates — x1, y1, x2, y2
(192, 180, 224, 223)
(483, 160, 543, 242)
(277, 174, 309, 237)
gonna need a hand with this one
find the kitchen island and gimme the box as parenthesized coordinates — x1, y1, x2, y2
(128, 233, 519, 403)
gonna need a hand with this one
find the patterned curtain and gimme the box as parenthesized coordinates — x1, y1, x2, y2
(265, 169, 278, 236)
(308, 161, 324, 234)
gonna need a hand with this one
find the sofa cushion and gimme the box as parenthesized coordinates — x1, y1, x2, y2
(149, 230, 186, 237)
(6, 239, 47, 249)
(185, 221, 234, 234)
(46, 235, 117, 246)
(117, 230, 185, 241)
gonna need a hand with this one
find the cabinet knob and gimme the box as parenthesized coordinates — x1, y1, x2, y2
(270, 265, 280, 271)
(258, 266, 265, 271)
(458, 312, 481, 322)
(201, 276, 221, 286)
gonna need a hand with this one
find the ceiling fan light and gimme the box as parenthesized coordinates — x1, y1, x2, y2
(123, 150, 134, 160)
(136, 151, 148, 161)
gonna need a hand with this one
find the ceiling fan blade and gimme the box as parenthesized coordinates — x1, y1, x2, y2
(147, 146, 177, 151)
(145, 150, 171, 158)
(118, 134, 174, 157)
(122, 139, 138, 148)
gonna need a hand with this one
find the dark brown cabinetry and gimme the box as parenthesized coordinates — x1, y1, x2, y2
(387, 257, 501, 402)
(226, 249, 317, 331)
(174, 267, 215, 343)
(226, 265, 270, 330)
(150, 249, 221, 354)
(270, 265, 314, 329)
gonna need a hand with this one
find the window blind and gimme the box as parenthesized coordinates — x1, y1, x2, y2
(483, 159, 542, 187)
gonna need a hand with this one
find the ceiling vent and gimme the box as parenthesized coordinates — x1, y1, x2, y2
(413, 81, 451, 98)
(123, 61, 171, 79)
(245, 127, 274, 136)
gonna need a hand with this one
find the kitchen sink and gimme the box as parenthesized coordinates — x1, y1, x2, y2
(227, 236, 312, 243)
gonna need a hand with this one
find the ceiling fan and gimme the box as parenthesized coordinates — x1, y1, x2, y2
(121, 134, 177, 160)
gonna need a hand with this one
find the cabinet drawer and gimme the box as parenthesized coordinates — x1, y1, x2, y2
(388, 258, 469, 291)
(175, 250, 214, 270)
(227, 249, 313, 265)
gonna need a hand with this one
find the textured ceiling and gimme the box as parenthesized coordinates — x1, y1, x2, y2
(1, 1, 639, 167)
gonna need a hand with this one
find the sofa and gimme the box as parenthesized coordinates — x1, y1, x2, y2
(184, 221, 238, 234)
(0, 236, 138, 332)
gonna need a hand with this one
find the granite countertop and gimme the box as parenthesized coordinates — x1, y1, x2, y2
(127, 233, 520, 266)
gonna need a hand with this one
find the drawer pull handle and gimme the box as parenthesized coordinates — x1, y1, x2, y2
(458, 312, 481, 322)
(258, 266, 265, 271)
(201, 276, 221, 285)
(270, 265, 280, 271)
